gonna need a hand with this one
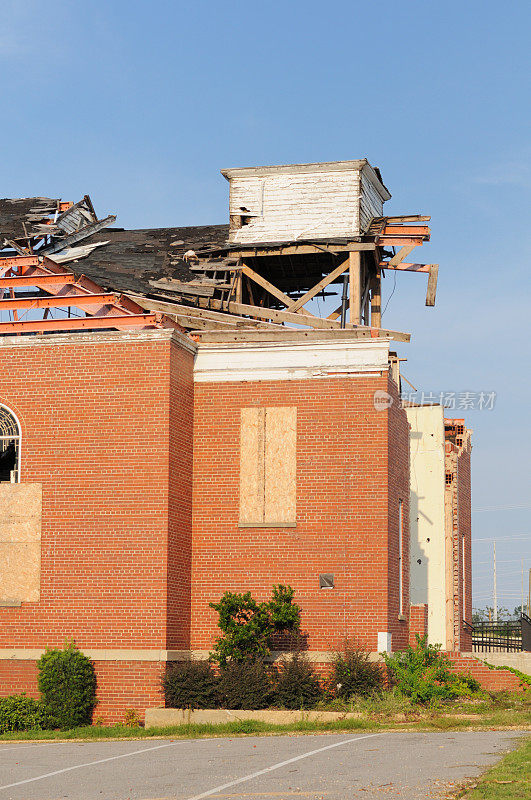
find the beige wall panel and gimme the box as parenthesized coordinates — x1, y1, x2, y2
(239, 408, 265, 524)
(0, 483, 42, 540)
(0, 542, 40, 602)
(264, 407, 296, 524)
(0, 483, 42, 602)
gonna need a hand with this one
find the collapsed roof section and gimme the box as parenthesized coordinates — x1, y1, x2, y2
(0, 160, 439, 340)
(0, 255, 178, 336)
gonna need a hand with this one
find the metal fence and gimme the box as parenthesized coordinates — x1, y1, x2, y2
(465, 614, 531, 653)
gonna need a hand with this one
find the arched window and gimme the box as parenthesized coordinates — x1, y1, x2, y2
(0, 405, 20, 483)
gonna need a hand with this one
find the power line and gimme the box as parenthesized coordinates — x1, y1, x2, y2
(473, 504, 531, 513)
(473, 534, 530, 542)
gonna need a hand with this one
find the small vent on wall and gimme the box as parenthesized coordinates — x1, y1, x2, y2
(319, 573, 334, 589)
(445, 472, 454, 485)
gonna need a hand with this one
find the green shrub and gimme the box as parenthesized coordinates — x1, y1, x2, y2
(37, 641, 97, 729)
(163, 661, 220, 709)
(383, 635, 483, 705)
(209, 585, 301, 666)
(0, 694, 52, 733)
(332, 643, 385, 698)
(218, 660, 273, 709)
(274, 653, 322, 709)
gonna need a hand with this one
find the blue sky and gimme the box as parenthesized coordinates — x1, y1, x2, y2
(1, 0, 529, 611)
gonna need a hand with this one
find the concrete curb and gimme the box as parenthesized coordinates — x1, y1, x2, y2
(144, 707, 364, 728)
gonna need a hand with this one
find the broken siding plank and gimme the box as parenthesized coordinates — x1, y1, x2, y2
(425, 263, 439, 306)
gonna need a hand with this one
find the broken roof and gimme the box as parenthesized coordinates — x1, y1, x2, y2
(77, 224, 229, 295)
(0, 197, 60, 241)
(0, 161, 436, 341)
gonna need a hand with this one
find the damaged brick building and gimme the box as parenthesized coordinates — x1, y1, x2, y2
(0, 161, 510, 721)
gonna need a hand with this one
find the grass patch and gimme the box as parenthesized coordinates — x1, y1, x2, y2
(456, 736, 530, 798)
(0, 691, 529, 743)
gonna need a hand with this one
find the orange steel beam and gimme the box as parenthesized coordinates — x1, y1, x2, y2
(0, 256, 42, 270)
(381, 225, 430, 236)
(0, 293, 121, 311)
(0, 314, 166, 335)
(0, 273, 76, 288)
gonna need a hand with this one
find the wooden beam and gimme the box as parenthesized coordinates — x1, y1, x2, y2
(386, 244, 417, 268)
(380, 262, 432, 273)
(227, 300, 343, 329)
(285, 257, 350, 313)
(349, 251, 361, 325)
(327, 304, 342, 321)
(234, 271, 243, 304)
(384, 215, 431, 223)
(241, 264, 300, 310)
(425, 264, 439, 306)
(370, 270, 381, 328)
(192, 326, 410, 343)
(148, 280, 215, 298)
(127, 294, 283, 328)
(228, 242, 377, 258)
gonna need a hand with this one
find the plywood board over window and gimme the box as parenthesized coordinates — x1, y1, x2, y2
(240, 407, 296, 527)
(0, 483, 42, 603)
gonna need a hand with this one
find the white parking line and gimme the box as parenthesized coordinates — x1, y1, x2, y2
(183, 733, 386, 800)
(0, 741, 184, 791)
(0, 743, 64, 753)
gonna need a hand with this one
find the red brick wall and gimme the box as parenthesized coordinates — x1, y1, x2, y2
(458, 446, 473, 650)
(448, 653, 524, 692)
(0, 660, 164, 724)
(167, 341, 195, 648)
(191, 371, 410, 653)
(387, 377, 410, 648)
(0, 331, 193, 720)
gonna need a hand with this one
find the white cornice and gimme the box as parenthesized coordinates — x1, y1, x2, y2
(0, 328, 196, 355)
(194, 338, 390, 383)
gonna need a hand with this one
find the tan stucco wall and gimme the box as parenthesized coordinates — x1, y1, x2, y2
(406, 406, 446, 646)
(0, 483, 42, 603)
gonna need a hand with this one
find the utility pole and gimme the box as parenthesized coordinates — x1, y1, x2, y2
(493, 541, 497, 623)
(521, 558, 525, 616)
(528, 567, 531, 617)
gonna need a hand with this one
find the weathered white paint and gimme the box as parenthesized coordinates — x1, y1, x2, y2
(221, 160, 390, 245)
(377, 632, 393, 653)
(193, 338, 390, 383)
(406, 405, 447, 647)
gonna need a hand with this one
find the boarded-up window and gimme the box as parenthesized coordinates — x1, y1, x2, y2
(240, 407, 296, 526)
(0, 483, 42, 603)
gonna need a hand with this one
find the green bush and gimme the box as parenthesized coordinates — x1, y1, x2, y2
(37, 641, 97, 729)
(0, 694, 52, 733)
(163, 661, 220, 709)
(383, 635, 483, 705)
(218, 660, 273, 709)
(332, 643, 385, 698)
(274, 653, 322, 709)
(209, 585, 301, 666)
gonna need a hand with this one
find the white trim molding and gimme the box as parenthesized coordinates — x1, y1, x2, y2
(0, 648, 385, 663)
(194, 338, 390, 383)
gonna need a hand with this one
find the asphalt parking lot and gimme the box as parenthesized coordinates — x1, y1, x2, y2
(0, 730, 523, 800)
